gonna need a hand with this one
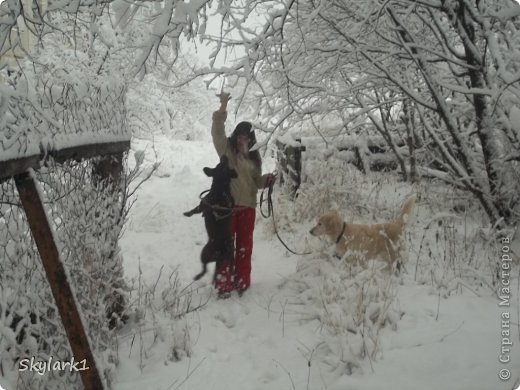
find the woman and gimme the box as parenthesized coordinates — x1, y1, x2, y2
(211, 92, 275, 298)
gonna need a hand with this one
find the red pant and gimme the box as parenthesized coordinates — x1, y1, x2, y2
(214, 207, 256, 293)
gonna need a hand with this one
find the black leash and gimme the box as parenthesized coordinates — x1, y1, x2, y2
(198, 189, 235, 219)
(260, 182, 312, 256)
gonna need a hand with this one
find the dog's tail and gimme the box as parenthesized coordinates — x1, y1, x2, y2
(193, 264, 207, 281)
(396, 196, 416, 227)
(184, 205, 201, 217)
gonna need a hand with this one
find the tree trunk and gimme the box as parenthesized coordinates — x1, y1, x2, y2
(457, 2, 519, 226)
(403, 99, 417, 183)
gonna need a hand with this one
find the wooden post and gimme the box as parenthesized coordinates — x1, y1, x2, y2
(14, 172, 105, 390)
(276, 139, 306, 199)
(291, 139, 304, 198)
(353, 146, 367, 174)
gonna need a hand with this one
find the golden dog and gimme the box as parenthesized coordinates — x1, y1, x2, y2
(309, 196, 415, 269)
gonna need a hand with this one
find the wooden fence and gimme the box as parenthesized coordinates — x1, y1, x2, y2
(276, 135, 407, 196)
(1, 140, 129, 390)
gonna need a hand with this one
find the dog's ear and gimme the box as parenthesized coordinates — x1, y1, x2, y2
(326, 210, 339, 219)
(203, 167, 214, 177)
(321, 212, 337, 226)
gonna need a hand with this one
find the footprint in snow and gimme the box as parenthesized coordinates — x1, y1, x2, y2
(214, 306, 239, 328)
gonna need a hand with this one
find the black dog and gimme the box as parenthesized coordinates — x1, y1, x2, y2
(184, 156, 237, 281)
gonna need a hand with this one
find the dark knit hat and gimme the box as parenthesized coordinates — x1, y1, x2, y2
(233, 121, 253, 137)
(228, 120, 261, 168)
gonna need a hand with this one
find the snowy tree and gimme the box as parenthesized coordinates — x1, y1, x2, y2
(0, 0, 230, 76)
(199, 0, 520, 228)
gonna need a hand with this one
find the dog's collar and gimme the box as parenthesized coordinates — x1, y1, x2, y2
(335, 222, 346, 244)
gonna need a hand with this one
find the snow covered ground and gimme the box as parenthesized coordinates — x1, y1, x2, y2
(114, 135, 520, 390)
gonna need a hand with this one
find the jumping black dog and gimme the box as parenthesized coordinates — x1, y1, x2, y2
(184, 155, 237, 281)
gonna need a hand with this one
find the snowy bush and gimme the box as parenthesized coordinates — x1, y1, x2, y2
(282, 255, 400, 375)
(123, 264, 204, 372)
(412, 181, 501, 293)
